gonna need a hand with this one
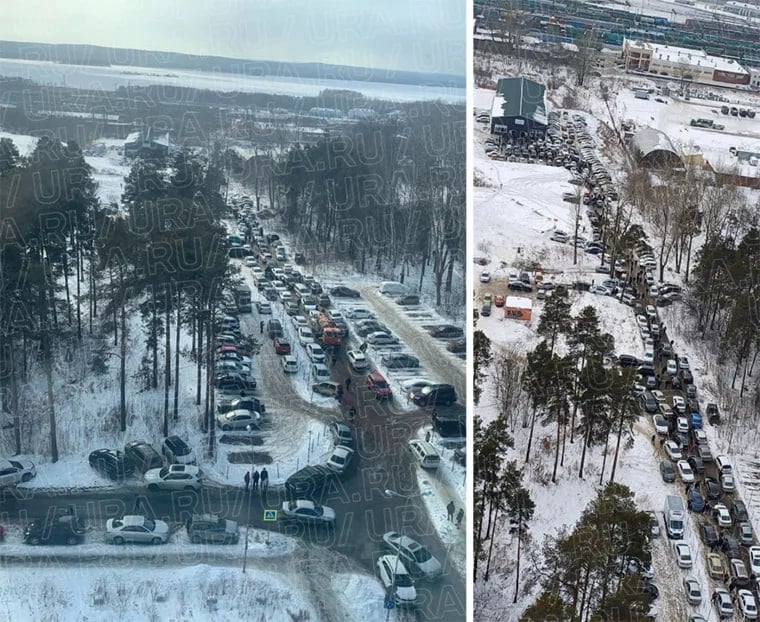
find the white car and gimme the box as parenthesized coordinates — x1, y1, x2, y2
(401, 378, 436, 392)
(664, 440, 682, 461)
(674, 542, 693, 568)
(749, 546, 760, 577)
(651, 390, 666, 403)
(641, 349, 654, 364)
(279, 291, 293, 303)
(292, 315, 309, 329)
(376, 555, 417, 607)
(347, 350, 369, 372)
(251, 266, 264, 279)
(144, 464, 202, 491)
(683, 577, 702, 606)
(0, 459, 37, 487)
(244, 256, 257, 267)
(676, 460, 695, 483)
(366, 331, 399, 345)
(106, 515, 170, 545)
(738, 589, 758, 620)
(713, 587, 733, 618)
(256, 301, 272, 314)
(713, 504, 732, 527)
(312, 363, 330, 381)
(281, 355, 298, 374)
(676, 416, 689, 434)
(678, 356, 690, 370)
(666, 359, 677, 375)
(590, 285, 610, 296)
(297, 327, 315, 346)
(479, 271, 491, 283)
(672, 396, 686, 414)
(306, 343, 326, 364)
(382, 531, 443, 580)
(652, 414, 669, 435)
(345, 307, 373, 320)
(281, 500, 336, 526)
(326, 446, 355, 474)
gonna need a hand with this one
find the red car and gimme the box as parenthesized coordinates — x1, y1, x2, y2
(367, 371, 391, 399)
(494, 294, 505, 307)
(273, 337, 291, 355)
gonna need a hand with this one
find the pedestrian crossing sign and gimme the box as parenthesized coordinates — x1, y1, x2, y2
(263, 510, 278, 522)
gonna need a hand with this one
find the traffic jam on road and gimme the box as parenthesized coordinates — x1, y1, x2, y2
(0, 196, 466, 616)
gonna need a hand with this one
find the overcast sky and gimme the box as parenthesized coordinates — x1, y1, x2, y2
(0, 0, 465, 75)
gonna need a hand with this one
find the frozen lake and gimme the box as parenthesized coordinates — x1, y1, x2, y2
(0, 57, 465, 103)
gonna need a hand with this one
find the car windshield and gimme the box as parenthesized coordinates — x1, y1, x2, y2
(412, 547, 432, 563)
(395, 574, 413, 588)
(158, 467, 170, 477)
(332, 455, 345, 465)
(374, 379, 388, 388)
(143, 518, 155, 531)
(673, 520, 683, 531)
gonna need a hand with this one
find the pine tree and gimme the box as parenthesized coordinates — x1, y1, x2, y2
(473, 329, 492, 406)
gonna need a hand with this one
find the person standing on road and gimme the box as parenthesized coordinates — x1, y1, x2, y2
(345, 377, 351, 391)
(252, 468, 260, 491)
(456, 508, 464, 528)
(446, 501, 455, 522)
(244, 471, 251, 492)
(259, 320, 264, 334)
(260, 468, 269, 494)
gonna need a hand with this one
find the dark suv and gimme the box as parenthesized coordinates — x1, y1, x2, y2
(124, 441, 164, 473)
(186, 514, 239, 544)
(88, 449, 135, 480)
(24, 513, 86, 545)
(285, 465, 336, 500)
(731, 500, 749, 522)
(410, 384, 457, 407)
(267, 319, 283, 339)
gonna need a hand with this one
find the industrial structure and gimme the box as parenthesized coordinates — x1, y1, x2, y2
(490, 77, 548, 138)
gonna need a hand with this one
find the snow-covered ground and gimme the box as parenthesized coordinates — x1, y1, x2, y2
(472, 73, 747, 620)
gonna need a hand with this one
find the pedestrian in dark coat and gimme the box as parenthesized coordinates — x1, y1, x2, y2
(260, 468, 269, 493)
(345, 377, 351, 391)
(244, 471, 251, 491)
(456, 508, 464, 528)
(446, 501, 455, 521)
(259, 320, 264, 334)
(252, 469, 260, 490)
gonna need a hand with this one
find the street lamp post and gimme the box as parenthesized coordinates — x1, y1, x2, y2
(242, 424, 254, 573)
(384, 488, 415, 621)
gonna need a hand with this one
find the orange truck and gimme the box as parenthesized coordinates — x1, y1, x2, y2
(310, 313, 342, 347)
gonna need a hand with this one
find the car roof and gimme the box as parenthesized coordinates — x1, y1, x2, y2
(121, 515, 147, 526)
(292, 499, 317, 510)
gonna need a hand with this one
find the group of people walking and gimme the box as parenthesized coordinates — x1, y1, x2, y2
(244, 467, 269, 493)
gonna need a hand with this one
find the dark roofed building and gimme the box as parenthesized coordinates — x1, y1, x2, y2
(490, 77, 548, 138)
(631, 128, 682, 168)
(124, 127, 172, 159)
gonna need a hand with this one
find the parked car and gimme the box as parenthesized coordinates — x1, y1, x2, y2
(214, 373, 257, 396)
(281, 355, 298, 374)
(738, 521, 755, 546)
(686, 486, 705, 512)
(732, 500, 750, 522)
(347, 349, 369, 371)
(377, 555, 417, 607)
(381, 353, 420, 369)
(676, 460, 695, 483)
(396, 294, 420, 306)
(312, 381, 341, 397)
(722, 534, 742, 559)
(366, 331, 400, 345)
(186, 514, 239, 544)
(284, 465, 336, 499)
(306, 343, 326, 364)
(162, 435, 195, 465)
(217, 397, 266, 415)
(144, 464, 202, 492)
(707, 552, 728, 581)
(382, 531, 442, 580)
(712, 587, 734, 618)
(367, 371, 392, 399)
(409, 384, 457, 407)
(216, 409, 261, 431)
(663, 440, 682, 461)
(273, 337, 291, 355)
(714, 504, 732, 528)
(702, 477, 721, 500)
(124, 442, 163, 473)
(660, 459, 676, 483)
(737, 589, 758, 620)
(329, 422, 353, 446)
(683, 577, 702, 606)
(674, 542, 693, 568)
(281, 499, 336, 527)
(699, 522, 719, 548)
(88, 449, 135, 480)
(330, 286, 361, 298)
(106, 515, 170, 545)
(24, 513, 86, 546)
(312, 363, 331, 382)
(326, 445, 355, 474)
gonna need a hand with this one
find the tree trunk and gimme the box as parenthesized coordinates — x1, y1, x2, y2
(512, 506, 522, 604)
(484, 504, 499, 581)
(42, 328, 59, 463)
(609, 403, 627, 484)
(151, 286, 158, 389)
(120, 298, 127, 432)
(599, 425, 611, 485)
(163, 288, 171, 438)
(196, 309, 204, 406)
(525, 403, 537, 463)
(75, 240, 82, 340)
(62, 248, 72, 326)
(551, 407, 561, 483)
(173, 288, 181, 421)
(579, 424, 590, 479)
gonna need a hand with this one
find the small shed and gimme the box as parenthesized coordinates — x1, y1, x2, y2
(504, 296, 532, 321)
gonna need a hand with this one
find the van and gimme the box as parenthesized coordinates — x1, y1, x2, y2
(408, 440, 441, 469)
(379, 281, 407, 297)
(715, 455, 733, 476)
